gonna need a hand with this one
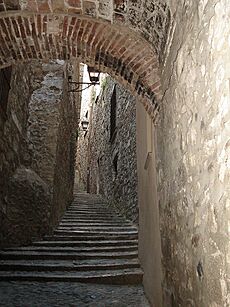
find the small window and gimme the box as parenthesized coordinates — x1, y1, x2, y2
(0, 66, 12, 118)
(110, 85, 117, 142)
(113, 153, 118, 177)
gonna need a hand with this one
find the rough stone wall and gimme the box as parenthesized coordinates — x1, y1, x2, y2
(157, 1, 230, 306)
(27, 61, 63, 187)
(51, 63, 77, 225)
(0, 60, 77, 247)
(0, 64, 31, 191)
(27, 60, 77, 227)
(88, 77, 138, 223)
(0, 63, 52, 247)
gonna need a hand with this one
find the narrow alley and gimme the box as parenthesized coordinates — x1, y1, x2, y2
(0, 1, 229, 306)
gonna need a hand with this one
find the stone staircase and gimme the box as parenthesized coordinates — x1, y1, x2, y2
(0, 193, 142, 284)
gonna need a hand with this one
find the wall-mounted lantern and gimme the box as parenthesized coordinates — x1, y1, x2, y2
(87, 66, 100, 84)
(68, 66, 100, 93)
(81, 117, 89, 131)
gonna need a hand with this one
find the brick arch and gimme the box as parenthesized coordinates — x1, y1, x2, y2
(0, 12, 162, 119)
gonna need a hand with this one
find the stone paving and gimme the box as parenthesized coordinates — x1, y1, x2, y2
(0, 281, 150, 306)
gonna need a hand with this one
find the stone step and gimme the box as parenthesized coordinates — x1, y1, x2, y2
(44, 234, 138, 241)
(0, 257, 139, 265)
(0, 194, 141, 286)
(61, 217, 126, 223)
(0, 259, 140, 272)
(67, 209, 110, 213)
(56, 226, 137, 232)
(70, 203, 105, 206)
(59, 222, 132, 227)
(65, 207, 114, 211)
(3, 245, 138, 253)
(32, 240, 138, 247)
(69, 205, 107, 209)
(66, 211, 112, 214)
(0, 251, 138, 260)
(62, 214, 118, 222)
(63, 213, 118, 218)
(0, 269, 143, 284)
(65, 213, 117, 216)
(53, 230, 138, 236)
(61, 216, 125, 223)
(65, 209, 116, 213)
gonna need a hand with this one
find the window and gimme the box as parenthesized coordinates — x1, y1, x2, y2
(0, 66, 12, 118)
(110, 85, 117, 142)
(113, 153, 118, 178)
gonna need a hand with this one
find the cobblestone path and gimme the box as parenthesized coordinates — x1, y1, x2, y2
(0, 281, 149, 306)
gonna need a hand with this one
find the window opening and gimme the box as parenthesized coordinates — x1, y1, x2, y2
(110, 85, 117, 142)
(113, 153, 118, 178)
(0, 66, 12, 118)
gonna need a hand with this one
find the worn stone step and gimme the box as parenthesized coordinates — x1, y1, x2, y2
(56, 226, 137, 232)
(68, 209, 109, 212)
(0, 259, 140, 272)
(0, 251, 138, 260)
(65, 209, 116, 213)
(3, 245, 138, 253)
(54, 230, 138, 236)
(69, 205, 107, 209)
(0, 269, 143, 284)
(63, 213, 118, 218)
(66, 211, 113, 215)
(60, 218, 126, 223)
(44, 233, 138, 241)
(62, 215, 120, 219)
(63, 211, 120, 219)
(66, 207, 113, 211)
(0, 193, 141, 287)
(70, 203, 105, 206)
(0, 258, 139, 266)
(61, 216, 125, 222)
(59, 222, 132, 227)
(32, 240, 138, 247)
(59, 221, 134, 226)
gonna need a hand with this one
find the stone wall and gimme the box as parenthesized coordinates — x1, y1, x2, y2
(157, 1, 230, 306)
(88, 77, 138, 223)
(0, 60, 78, 247)
(0, 62, 51, 247)
(51, 63, 78, 225)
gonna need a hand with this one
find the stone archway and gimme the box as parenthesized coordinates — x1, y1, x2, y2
(0, 0, 171, 118)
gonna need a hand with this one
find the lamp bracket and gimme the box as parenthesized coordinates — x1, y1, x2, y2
(68, 81, 100, 93)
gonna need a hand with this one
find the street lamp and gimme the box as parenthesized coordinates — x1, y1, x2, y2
(81, 117, 89, 131)
(68, 66, 100, 93)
